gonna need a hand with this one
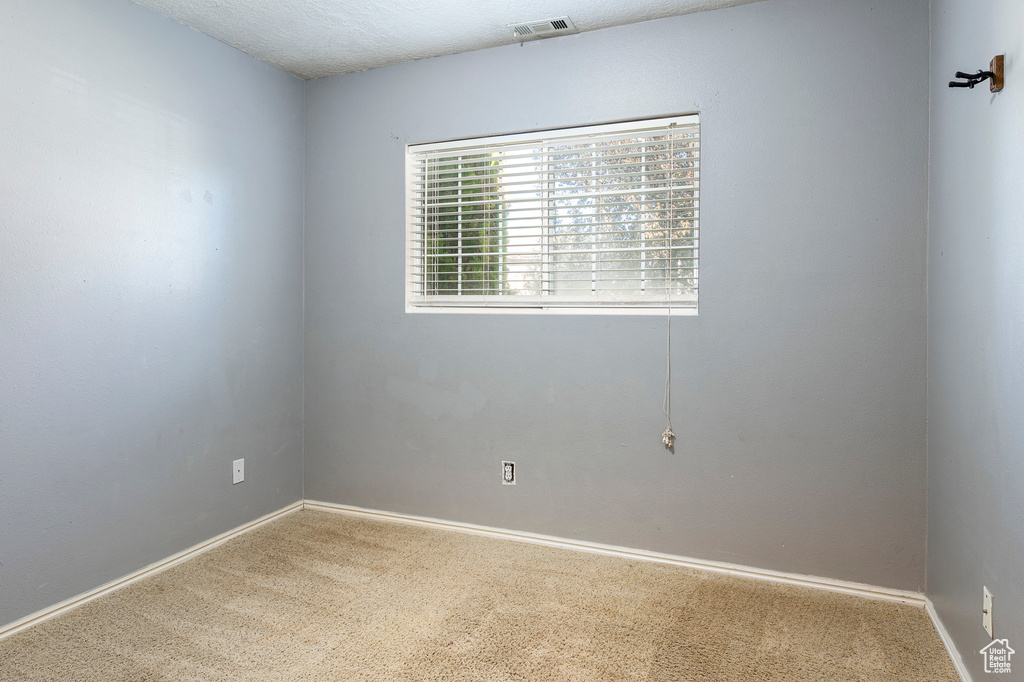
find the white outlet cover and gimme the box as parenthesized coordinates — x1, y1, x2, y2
(232, 458, 245, 485)
(501, 461, 515, 485)
(983, 586, 993, 638)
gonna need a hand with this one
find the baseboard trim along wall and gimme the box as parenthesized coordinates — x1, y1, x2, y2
(303, 500, 926, 606)
(4, 497, 970, 680)
(0, 501, 304, 642)
(926, 599, 973, 682)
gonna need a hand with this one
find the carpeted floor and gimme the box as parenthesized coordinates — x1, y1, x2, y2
(0, 509, 959, 681)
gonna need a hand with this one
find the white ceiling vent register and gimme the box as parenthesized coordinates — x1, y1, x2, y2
(508, 16, 579, 41)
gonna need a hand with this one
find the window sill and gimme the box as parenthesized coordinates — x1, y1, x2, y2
(405, 304, 698, 316)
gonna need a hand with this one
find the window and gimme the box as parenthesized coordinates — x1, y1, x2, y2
(406, 115, 699, 314)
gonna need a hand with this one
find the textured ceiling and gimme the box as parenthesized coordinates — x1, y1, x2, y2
(130, 0, 765, 79)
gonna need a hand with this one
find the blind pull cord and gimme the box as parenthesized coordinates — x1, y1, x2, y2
(662, 307, 674, 450)
(662, 130, 676, 451)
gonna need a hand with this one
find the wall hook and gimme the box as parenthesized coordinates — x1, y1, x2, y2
(949, 55, 1004, 92)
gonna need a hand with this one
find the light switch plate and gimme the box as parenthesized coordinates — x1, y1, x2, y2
(983, 586, 994, 638)
(232, 458, 244, 485)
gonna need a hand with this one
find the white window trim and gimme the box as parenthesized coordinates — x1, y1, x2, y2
(405, 115, 700, 316)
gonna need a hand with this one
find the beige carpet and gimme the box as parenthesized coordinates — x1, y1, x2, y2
(0, 509, 958, 681)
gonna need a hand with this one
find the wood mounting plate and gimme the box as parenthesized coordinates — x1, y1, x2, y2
(991, 55, 1004, 93)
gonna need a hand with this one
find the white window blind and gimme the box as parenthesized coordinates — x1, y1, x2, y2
(406, 115, 699, 312)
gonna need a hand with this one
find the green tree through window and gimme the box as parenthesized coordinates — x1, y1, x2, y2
(425, 153, 506, 295)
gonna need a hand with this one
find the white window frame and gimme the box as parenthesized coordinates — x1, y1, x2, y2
(405, 115, 699, 315)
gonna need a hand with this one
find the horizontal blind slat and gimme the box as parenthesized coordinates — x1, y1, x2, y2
(412, 179, 698, 201)
(415, 155, 699, 182)
(413, 235, 698, 245)
(412, 193, 699, 215)
(411, 207, 698, 224)
(419, 145, 701, 173)
(418, 127, 699, 158)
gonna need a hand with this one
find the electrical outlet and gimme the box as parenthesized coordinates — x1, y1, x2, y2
(501, 461, 515, 485)
(232, 458, 244, 485)
(983, 586, 994, 638)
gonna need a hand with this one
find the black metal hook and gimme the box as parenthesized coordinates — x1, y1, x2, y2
(949, 56, 1004, 92)
(949, 70, 995, 88)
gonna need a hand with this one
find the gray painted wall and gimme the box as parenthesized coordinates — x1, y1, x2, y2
(0, 0, 305, 626)
(304, 0, 931, 591)
(928, 0, 1024, 676)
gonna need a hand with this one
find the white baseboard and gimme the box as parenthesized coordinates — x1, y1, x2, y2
(303, 500, 926, 607)
(0, 501, 303, 642)
(926, 598, 973, 682)
(6, 496, 965, 680)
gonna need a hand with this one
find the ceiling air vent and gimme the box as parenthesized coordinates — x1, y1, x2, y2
(508, 16, 578, 41)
